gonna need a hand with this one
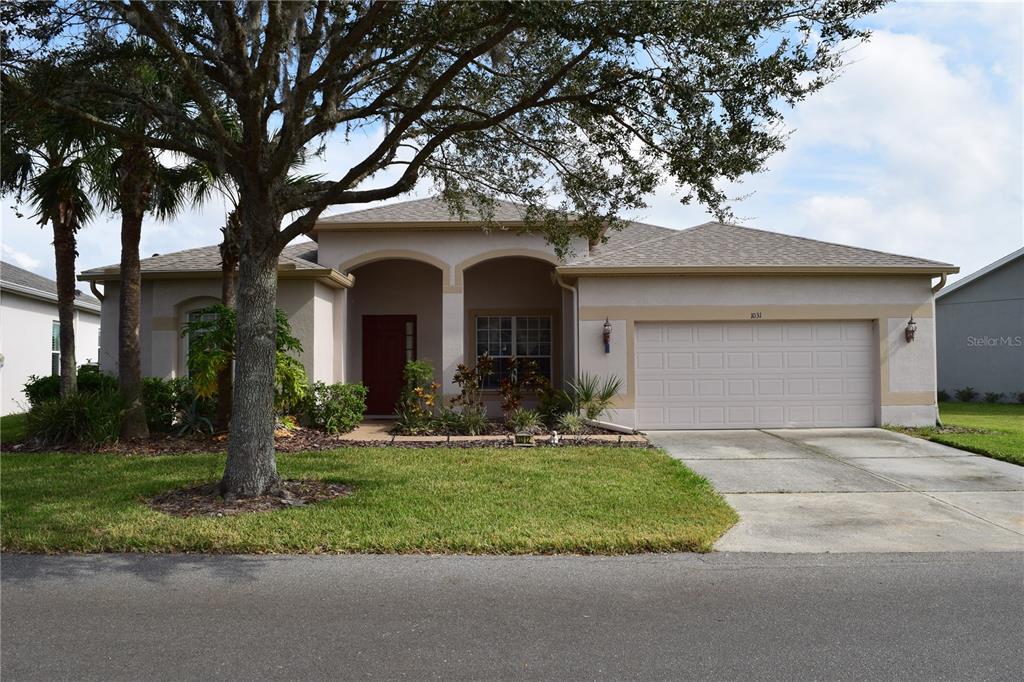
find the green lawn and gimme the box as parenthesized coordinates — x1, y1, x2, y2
(1, 413, 28, 445)
(1, 447, 737, 554)
(894, 402, 1024, 466)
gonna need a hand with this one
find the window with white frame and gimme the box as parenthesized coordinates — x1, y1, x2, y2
(51, 321, 60, 376)
(474, 315, 552, 389)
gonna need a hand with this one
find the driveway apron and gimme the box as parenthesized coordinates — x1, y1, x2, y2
(650, 428, 1024, 553)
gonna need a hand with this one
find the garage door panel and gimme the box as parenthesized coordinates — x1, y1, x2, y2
(636, 321, 877, 429)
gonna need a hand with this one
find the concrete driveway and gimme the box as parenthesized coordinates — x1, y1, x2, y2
(650, 428, 1024, 553)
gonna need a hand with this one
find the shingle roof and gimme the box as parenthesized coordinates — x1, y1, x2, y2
(590, 221, 676, 258)
(319, 197, 530, 225)
(80, 242, 322, 278)
(563, 221, 957, 273)
(1, 260, 100, 307)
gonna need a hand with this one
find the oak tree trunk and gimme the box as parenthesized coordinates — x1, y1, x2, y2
(221, 199, 280, 497)
(118, 145, 152, 440)
(52, 214, 78, 397)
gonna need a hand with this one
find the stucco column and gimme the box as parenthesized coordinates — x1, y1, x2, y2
(440, 289, 464, 396)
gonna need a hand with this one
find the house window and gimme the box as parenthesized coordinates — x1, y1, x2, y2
(51, 321, 60, 376)
(475, 315, 552, 389)
(405, 320, 415, 362)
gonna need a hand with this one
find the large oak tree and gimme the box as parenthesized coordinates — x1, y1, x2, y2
(2, 0, 886, 496)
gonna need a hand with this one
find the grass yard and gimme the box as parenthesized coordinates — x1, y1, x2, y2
(1, 413, 27, 445)
(1, 447, 737, 554)
(892, 402, 1023, 466)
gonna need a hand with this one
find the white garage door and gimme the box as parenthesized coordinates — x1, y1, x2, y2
(635, 321, 877, 429)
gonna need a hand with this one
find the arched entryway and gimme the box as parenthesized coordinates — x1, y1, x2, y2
(347, 258, 443, 415)
(462, 256, 569, 412)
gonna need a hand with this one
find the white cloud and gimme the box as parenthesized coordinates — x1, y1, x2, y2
(641, 22, 1023, 281)
(1, 243, 41, 270)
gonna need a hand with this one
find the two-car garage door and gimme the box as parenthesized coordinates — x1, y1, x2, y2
(635, 321, 877, 429)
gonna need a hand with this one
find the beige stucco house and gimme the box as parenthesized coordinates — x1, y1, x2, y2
(80, 198, 958, 429)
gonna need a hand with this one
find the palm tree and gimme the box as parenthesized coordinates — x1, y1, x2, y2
(86, 43, 215, 439)
(1, 99, 97, 398)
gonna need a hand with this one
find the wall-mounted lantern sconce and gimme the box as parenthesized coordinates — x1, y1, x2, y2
(602, 318, 612, 353)
(905, 317, 917, 343)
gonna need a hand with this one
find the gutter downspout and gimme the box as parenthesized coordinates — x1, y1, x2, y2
(554, 273, 579, 382)
(931, 273, 947, 294)
(89, 281, 105, 302)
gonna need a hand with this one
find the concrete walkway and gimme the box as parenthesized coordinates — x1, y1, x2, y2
(650, 428, 1024, 552)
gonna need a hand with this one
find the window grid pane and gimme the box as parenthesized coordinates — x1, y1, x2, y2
(475, 315, 553, 389)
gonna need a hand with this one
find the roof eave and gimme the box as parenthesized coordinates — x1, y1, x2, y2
(0, 281, 101, 312)
(311, 219, 531, 233)
(936, 246, 1023, 299)
(78, 267, 354, 289)
(556, 264, 960, 276)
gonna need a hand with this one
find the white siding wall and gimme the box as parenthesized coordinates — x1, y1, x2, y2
(0, 292, 100, 415)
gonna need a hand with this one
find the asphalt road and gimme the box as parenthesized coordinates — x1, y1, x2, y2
(2, 552, 1022, 681)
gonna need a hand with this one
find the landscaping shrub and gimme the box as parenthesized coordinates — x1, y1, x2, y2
(499, 357, 549, 414)
(23, 365, 117, 408)
(570, 373, 623, 420)
(1017, 392, 1024, 404)
(394, 360, 439, 433)
(556, 412, 586, 436)
(455, 405, 490, 436)
(141, 377, 214, 433)
(936, 389, 950, 402)
(984, 392, 1004, 403)
(172, 399, 214, 436)
(954, 386, 978, 402)
(305, 382, 368, 434)
(26, 391, 124, 446)
(183, 304, 308, 414)
(506, 408, 543, 434)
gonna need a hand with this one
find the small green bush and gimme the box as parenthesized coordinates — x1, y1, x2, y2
(556, 412, 586, 436)
(954, 387, 978, 403)
(23, 366, 117, 408)
(983, 392, 1003, 403)
(456, 405, 491, 436)
(26, 391, 124, 446)
(393, 360, 439, 433)
(305, 382, 368, 434)
(936, 389, 950, 402)
(141, 377, 214, 433)
(506, 408, 543, 434)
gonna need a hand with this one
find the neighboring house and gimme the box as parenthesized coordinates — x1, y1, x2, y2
(0, 261, 102, 415)
(80, 197, 957, 429)
(935, 247, 1024, 401)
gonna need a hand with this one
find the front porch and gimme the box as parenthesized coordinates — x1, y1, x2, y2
(345, 254, 574, 417)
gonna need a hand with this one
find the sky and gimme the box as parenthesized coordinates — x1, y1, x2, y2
(2, 1, 1021, 284)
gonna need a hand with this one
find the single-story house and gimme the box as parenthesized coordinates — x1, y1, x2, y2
(935, 247, 1023, 401)
(1, 261, 101, 415)
(80, 198, 958, 429)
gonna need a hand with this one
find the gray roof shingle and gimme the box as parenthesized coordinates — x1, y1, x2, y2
(1, 260, 100, 306)
(80, 242, 322, 278)
(318, 197, 532, 225)
(564, 221, 957, 272)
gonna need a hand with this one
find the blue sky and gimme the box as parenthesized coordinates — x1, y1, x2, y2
(2, 1, 1021, 283)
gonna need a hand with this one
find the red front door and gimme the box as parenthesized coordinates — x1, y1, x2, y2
(362, 315, 415, 415)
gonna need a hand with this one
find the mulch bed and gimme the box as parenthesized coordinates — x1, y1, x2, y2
(7, 426, 649, 455)
(147, 479, 353, 517)
(6, 428, 354, 455)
